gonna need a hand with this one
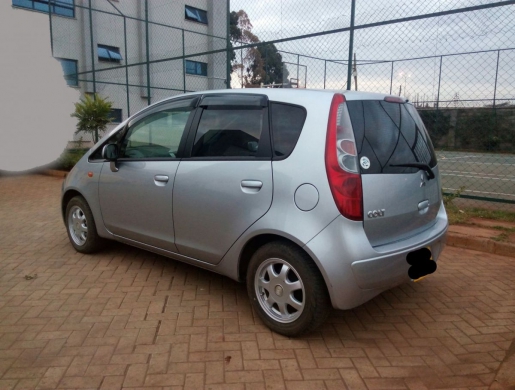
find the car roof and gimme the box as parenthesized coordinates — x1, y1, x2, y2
(160, 88, 405, 104)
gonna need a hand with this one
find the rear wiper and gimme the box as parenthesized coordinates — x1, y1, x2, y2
(389, 163, 435, 180)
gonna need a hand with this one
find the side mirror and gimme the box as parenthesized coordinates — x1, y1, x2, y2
(102, 144, 119, 161)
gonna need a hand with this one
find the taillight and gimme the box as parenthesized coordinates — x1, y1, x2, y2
(325, 94, 363, 221)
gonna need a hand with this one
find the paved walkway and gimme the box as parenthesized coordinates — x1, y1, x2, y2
(0, 174, 514, 390)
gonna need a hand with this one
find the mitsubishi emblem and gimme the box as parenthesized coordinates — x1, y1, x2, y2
(420, 173, 426, 187)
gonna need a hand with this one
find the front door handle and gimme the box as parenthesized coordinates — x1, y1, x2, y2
(241, 180, 263, 193)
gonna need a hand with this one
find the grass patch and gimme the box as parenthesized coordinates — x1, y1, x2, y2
(444, 186, 515, 225)
(446, 205, 515, 225)
(492, 232, 510, 242)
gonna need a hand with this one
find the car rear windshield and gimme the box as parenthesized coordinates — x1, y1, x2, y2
(346, 100, 437, 175)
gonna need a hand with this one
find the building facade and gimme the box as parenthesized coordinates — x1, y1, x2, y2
(12, 0, 228, 141)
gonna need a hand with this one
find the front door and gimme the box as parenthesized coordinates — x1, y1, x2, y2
(98, 97, 197, 252)
(173, 94, 273, 264)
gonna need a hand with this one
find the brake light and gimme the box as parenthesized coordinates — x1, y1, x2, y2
(325, 94, 363, 221)
(384, 96, 405, 103)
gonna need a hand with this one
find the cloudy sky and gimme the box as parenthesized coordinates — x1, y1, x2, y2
(230, 0, 515, 105)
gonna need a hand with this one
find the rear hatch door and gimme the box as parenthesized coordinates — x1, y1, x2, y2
(346, 99, 441, 247)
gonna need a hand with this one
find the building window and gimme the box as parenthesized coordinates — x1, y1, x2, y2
(109, 109, 123, 124)
(12, 0, 75, 18)
(185, 60, 207, 76)
(185, 5, 208, 24)
(57, 58, 78, 87)
(97, 44, 123, 63)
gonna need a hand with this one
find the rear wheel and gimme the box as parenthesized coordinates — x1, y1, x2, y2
(247, 241, 331, 336)
(65, 196, 104, 253)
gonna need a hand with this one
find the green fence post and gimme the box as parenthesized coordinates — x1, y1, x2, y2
(346, 0, 356, 90)
(323, 60, 326, 89)
(48, 0, 53, 56)
(296, 55, 300, 87)
(124, 16, 130, 117)
(491, 50, 501, 151)
(435, 55, 443, 145)
(88, 0, 98, 142)
(226, 0, 231, 89)
(145, 0, 151, 105)
(182, 29, 186, 93)
(389, 61, 394, 95)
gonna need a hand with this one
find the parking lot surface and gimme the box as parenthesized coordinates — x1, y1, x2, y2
(1, 174, 514, 390)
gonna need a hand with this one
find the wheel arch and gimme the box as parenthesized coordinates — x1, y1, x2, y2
(61, 189, 84, 221)
(237, 233, 327, 288)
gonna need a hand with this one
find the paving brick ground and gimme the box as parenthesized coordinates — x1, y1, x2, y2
(1, 173, 514, 390)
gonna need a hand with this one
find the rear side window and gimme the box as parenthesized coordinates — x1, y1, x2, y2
(347, 100, 437, 174)
(192, 108, 264, 157)
(270, 102, 306, 158)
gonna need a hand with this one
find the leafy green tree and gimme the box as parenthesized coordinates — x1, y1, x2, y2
(230, 10, 287, 87)
(251, 43, 289, 86)
(71, 94, 113, 143)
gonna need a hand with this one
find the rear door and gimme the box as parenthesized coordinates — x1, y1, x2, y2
(346, 99, 441, 247)
(172, 94, 273, 264)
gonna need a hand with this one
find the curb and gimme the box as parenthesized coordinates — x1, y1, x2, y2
(447, 232, 515, 258)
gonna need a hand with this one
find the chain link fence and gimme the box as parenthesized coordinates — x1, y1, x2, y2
(230, 0, 515, 210)
(48, 0, 229, 146)
(46, 0, 515, 209)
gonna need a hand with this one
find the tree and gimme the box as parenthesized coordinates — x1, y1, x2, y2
(71, 94, 113, 143)
(251, 43, 289, 86)
(230, 10, 288, 88)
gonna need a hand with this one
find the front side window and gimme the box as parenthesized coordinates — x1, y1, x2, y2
(185, 60, 207, 76)
(13, 0, 75, 17)
(120, 100, 195, 159)
(192, 108, 264, 158)
(185, 5, 208, 24)
(97, 44, 122, 63)
(57, 58, 78, 86)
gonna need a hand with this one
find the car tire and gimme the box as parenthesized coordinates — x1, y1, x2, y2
(65, 196, 104, 253)
(247, 241, 331, 337)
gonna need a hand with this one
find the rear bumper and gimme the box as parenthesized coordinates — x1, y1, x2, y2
(304, 202, 448, 310)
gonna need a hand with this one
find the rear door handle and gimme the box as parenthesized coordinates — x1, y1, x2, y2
(241, 180, 263, 193)
(154, 175, 169, 183)
(241, 180, 263, 189)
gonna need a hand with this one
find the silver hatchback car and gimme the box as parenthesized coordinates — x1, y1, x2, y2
(62, 89, 448, 336)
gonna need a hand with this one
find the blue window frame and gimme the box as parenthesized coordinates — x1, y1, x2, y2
(109, 109, 123, 124)
(57, 58, 78, 86)
(12, 0, 74, 18)
(185, 60, 208, 76)
(185, 5, 208, 24)
(97, 44, 123, 63)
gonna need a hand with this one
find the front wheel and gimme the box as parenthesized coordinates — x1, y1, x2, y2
(65, 196, 104, 253)
(247, 241, 331, 337)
